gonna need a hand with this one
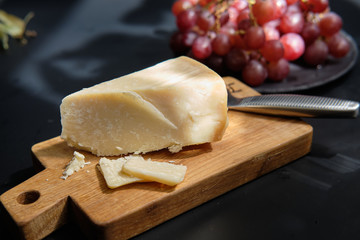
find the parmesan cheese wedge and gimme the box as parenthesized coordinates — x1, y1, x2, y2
(122, 156, 187, 186)
(98, 157, 143, 188)
(60, 56, 228, 156)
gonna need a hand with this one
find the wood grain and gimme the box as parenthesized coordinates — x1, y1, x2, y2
(0, 77, 313, 240)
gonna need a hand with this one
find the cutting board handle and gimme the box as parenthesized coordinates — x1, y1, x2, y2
(224, 77, 260, 99)
(0, 168, 69, 240)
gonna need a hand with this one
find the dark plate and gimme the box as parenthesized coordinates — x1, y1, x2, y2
(254, 32, 358, 93)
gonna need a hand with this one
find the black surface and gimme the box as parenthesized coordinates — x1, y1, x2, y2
(1, 0, 360, 239)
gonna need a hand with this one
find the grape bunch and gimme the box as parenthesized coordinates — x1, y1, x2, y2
(170, 0, 351, 87)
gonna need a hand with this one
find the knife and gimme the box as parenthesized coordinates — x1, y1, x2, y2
(227, 93, 359, 118)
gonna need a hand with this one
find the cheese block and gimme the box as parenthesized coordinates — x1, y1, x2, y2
(60, 56, 228, 156)
(122, 156, 187, 186)
(98, 157, 144, 188)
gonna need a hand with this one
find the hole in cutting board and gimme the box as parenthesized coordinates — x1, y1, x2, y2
(17, 190, 40, 205)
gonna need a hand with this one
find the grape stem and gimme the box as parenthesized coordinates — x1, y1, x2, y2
(213, 0, 230, 31)
(246, 0, 258, 27)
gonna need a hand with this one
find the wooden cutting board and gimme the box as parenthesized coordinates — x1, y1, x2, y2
(0, 77, 313, 240)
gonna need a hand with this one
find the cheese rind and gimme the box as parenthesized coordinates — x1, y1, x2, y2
(122, 157, 187, 186)
(60, 56, 228, 156)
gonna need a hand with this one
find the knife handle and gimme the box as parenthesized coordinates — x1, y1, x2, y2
(229, 95, 359, 118)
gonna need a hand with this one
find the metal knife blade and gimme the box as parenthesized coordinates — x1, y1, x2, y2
(227, 93, 359, 118)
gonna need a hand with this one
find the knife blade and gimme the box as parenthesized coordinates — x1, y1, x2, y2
(227, 93, 359, 118)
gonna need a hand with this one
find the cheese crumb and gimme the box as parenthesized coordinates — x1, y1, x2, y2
(61, 151, 89, 180)
(168, 144, 183, 153)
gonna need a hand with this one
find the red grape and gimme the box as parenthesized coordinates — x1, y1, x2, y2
(300, 0, 328, 13)
(279, 6, 304, 33)
(273, 0, 287, 19)
(172, 0, 193, 16)
(225, 48, 249, 72)
(219, 25, 237, 46)
(286, 0, 298, 5)
(212, 33, 231, 56)
(228, 6, 240, 24)
(252, 0, 276, 25)
(242, 60, 268, 86)
(264, 18, 281, 28)
(244, 26, 266, 49)
(237, 19, 252, 31)
(198, 0, 212, 7)
(263, 20, 281, 40)
(232, 0, 248, 12)
(182, 31, 198, 47)
(233, 34, 247, 49)
(280, 33, 305, 61)
(260, 40, 284, 62)
(236, 8, 250, 23)
(327, 33, 350, 58)
(197, 9, 216, 31)
(301, 22, 320, 45)
(170, 31, 187, 55)
(319, 12, 343, 37)
(286, 2, 302, 14)
(267, 58, 290, 81)
(192, 36, 212, 59)
(303, 39, 329, 66)
(263, 25, 280, 40)
(249, 50, 263, 61)
(177, 9, 197, 32)
(217, 10, 229, 26)
(207, 30, 217, 41)
(207, 54, 225, 73)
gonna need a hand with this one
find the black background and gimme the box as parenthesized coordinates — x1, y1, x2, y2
(1, 0, 359, 239)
